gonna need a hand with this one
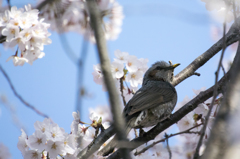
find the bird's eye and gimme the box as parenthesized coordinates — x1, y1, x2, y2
(156, 66, 162, 70)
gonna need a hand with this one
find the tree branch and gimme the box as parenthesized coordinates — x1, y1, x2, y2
(83, 0, 130, 158)
(165, 133, 172, 159)
(134, 123, 202, 156)
(0, 65, 49, 118)
(171, 16, 240, 87)
(77, 126, 115, 158)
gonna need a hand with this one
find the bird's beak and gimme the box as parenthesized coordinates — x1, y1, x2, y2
(172, 63, 180, 69)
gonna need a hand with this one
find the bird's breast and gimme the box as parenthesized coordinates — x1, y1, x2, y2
(133, 100, 176, 128)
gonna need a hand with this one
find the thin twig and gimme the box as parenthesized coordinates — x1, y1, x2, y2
(165, 133, 172, 159)
(172, 16, 240, 87)
(120, 77, 126, 106)
(220, 63, 226, 75)
(0, 94, 26, 131)
(58, 34, 78, 64)
(193, 14, 227, 159)
(76, 39, 89, 116)
(193, 72, 201, 76)
(0, 65, 48, 118)
(134, 123, 202, 156)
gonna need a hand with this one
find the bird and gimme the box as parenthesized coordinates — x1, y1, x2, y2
(98, 61, 180, 156)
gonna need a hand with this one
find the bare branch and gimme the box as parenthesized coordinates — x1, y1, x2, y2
(134, 123, 202, 156)
(0, 65, 49, 118)
(76, 39, 89, 117)
(0, 94, 26, 131)
(165, 133, 172, 159)
(171, 16, 240, 87)
(84, 0, 130, 158)
(193, 72, 201, 76)
(58, 34, 78, 64)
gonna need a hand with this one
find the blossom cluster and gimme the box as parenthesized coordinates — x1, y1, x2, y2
(38, 0, 123, 43)
(18, 118, 78, 159)
(0, 4, 51, 66)
(92, 50, 149, 102)
(201, 0, 240, 22)
(17, 108, 112, 159)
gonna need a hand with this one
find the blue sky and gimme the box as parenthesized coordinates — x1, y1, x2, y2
(0, 0, 227, 158)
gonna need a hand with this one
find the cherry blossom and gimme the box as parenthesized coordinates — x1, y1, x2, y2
(92, 64, 104, 85)
(34, 118, 54, 133)
(23, 150, 42, 159)
(126, 71, 144, 87)
(38, 0, 123, 42)
(111, 61, 124, 78)
(89, 105, 112, 123)
(46, 140, 65, 158)
(17, 129, 29, 155)
(114, 49, 129, 63)
(0, 4, 51, 66)
(125, 55, 140, 73)
(27, 130, 47, 151)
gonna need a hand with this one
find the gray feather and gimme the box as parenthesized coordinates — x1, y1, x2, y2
(124, 80, 176, 116)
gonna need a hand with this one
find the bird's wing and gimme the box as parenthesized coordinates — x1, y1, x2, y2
(124, 81, 176, 116)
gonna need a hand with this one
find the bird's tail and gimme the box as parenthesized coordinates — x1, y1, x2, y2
(97, 118, 135, 156)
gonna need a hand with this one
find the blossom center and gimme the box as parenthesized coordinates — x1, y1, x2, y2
(32, 152, 38, 158)
(131, 74, 136, 79)
(52, 133, 56, 138)
(184, 121, 190, 126)
(37, 138, 42, 144)
(24, 32, 30, 37)
(11, 29, 15, 34)
(51, 143, 57, 150)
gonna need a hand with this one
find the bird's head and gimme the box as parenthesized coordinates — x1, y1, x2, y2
(143, 61, 180, 85)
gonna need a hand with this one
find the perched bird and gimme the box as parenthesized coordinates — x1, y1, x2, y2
(98, 61, 180, 156)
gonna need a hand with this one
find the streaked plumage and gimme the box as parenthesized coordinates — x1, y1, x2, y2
(98, 61, 180, 156)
